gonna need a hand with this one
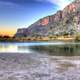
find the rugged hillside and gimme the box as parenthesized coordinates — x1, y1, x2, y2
(15, 0, 80, 38)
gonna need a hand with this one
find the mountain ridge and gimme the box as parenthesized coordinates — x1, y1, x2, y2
(15, 0, 80, 40)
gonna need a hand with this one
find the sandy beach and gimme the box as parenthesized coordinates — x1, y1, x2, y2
(0, 53, 79, 80)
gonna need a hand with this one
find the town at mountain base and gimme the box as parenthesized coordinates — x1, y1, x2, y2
(14, 0, 80, 41)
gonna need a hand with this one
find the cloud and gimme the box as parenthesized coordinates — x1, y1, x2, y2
(49, 0, 75, 9)
(0, 1, 21, 8)
(35, 0, 74, 10)
(0, 0, 74, 10)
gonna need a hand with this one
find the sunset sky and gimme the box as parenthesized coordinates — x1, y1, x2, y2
(0, 0, 74, 36)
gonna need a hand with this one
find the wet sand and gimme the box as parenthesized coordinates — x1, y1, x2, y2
(0, 53, 80, 80)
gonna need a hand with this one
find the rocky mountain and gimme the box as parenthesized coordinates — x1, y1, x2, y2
(15, 0, 80, 38)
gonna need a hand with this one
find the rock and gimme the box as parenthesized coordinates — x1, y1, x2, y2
(15, 0, 80, 38)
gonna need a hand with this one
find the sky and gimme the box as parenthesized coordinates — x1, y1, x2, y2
(0, 0, 74, 36)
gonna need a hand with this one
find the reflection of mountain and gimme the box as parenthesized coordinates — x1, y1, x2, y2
(15, 0, 80, 38)
(30, 44, 80, 56)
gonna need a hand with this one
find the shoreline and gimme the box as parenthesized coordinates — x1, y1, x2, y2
(0, 36, 78, 42)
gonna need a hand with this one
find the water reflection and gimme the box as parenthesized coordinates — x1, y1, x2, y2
(0, 42, 80, 56)
(0, 43, 31, 53)
(30, 44, 80, 56)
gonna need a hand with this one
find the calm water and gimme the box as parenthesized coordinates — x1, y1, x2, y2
(0, 41, 80, 56)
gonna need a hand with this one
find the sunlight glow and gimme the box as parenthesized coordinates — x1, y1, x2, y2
(46, 0, 75, 10)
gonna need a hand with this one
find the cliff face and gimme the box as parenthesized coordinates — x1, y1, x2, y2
(15, 0, 80, 38)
